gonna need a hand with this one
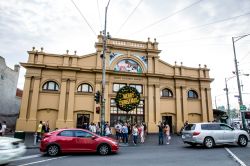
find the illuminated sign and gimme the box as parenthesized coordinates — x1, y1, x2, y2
(115, 86, 140, 112)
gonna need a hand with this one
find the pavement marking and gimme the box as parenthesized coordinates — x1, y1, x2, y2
(18, 156, 67, 166)
(12, 154, 41, 161)
(225, 147, 247, 166)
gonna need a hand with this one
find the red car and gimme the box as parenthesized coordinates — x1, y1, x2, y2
(40, 128, 119, 156)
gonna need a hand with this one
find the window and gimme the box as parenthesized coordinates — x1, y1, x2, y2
(74, 130, 93, 138)
(58, 130, 74, 137)
(220, 124, 233, 131)
(77, 83, 93, 93)
(161, 88, 173, 97)
(42, 81, 59, 91)
(113, 83, 126, 92)
(188, 90, 198, 99)
(201, 124, 220, 130)
(184, 124, 196, 131)
(129, 84, 143, 94)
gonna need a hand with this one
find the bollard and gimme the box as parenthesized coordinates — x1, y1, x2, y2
(34, 133, 37, 146)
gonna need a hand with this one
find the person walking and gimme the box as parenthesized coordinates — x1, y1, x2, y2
(121, 123, 128, 144)
(164, 123, 170, 144)
(139, 123, 145, 143)
(1, 121, 7, 136)
(36, 121, 43, 142)
(105, 123, 112, 137)
(132, 124, 139, 145)
(45, 121, 50, 133)
(158, 122, 164, 145)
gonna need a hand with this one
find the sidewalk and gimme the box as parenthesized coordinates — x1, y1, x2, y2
(4, 132, 183, 149)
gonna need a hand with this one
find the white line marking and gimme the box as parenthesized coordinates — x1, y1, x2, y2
(225, 147, 247, 166)
(12, 154, 41, 161)
(18, 156, 67, 166)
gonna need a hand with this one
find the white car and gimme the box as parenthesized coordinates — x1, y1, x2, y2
(182, 122, 249, 148)
(0, 137, 26, 165)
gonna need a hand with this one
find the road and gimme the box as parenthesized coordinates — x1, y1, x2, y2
(9, 136, 250, 166)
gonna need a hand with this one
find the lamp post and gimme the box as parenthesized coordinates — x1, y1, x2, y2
(100, 0, 111, 136)
(232, 33, 250, 130)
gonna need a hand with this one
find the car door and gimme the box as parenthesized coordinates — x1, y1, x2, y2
(202, 124, 224, 143)
(74, 130, 98, 152)
(220, 124, 235, 143)
(56, 130, 75, 152)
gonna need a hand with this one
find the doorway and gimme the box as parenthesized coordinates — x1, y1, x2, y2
(162, 116, 173, 133)
(76, 114, 90, 128)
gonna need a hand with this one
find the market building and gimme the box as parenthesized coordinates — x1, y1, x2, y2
(16, 35, 214, 133)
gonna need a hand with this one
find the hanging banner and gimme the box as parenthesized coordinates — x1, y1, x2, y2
(115, 86, 140, 112)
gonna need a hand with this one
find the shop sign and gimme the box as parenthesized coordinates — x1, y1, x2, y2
(115, 86, 140, 112)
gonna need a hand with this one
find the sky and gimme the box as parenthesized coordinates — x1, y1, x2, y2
(0, 0, 250, 110)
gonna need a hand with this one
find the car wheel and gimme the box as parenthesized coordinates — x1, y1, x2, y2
(47, 144, 60, 156)
(238, 135, 248, 147)
(203, 137, 214, 149)
(98, 144, 110, 155)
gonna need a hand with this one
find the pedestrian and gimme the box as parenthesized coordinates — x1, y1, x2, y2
(96, 122, 101, 135)
(115, 122, 122, 142)
(121, 123, 128, 144)
(105, 123, 111, 137)
(1, 121, 7, 136)
(157, 121, 164, 145)
(139, 123, 145, 143)
(45, 121, 50, 133)
(36, 121, 43, 142)
(132, 124, 139, 145)
(164, 123, 170, 144)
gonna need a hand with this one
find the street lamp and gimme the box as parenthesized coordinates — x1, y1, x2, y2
(232, 33, 250, 130)
(224, 74, 249, 126)
(100, 0, 111, 136)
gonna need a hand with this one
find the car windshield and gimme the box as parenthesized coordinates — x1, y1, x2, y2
(184, 124, 196, 131)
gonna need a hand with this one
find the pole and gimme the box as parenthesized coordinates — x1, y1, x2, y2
(225, 78, 231, 125)
(232, 37, 246, 130)
(101, 0, 110, 136)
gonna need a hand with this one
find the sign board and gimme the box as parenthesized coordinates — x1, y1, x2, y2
(115, 86, 140, 112)
(240, 105, 247, 111)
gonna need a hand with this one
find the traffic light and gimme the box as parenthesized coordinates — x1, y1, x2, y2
(94, 91, 101, 104)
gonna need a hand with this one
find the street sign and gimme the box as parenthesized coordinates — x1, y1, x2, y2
(240, 105, 247, 111)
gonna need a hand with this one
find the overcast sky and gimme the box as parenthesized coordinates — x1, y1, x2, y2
(1, 0, 250, 110)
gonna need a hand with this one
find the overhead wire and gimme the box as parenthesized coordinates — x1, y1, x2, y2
(128, 0, 204, 36)
(157, 11, 250, 38)
(70, 0, 97, 36)
(116, 0, 144, 35)
(97, 0, 103, 30)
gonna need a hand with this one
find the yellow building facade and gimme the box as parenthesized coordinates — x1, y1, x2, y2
(16, 35, 213, 133)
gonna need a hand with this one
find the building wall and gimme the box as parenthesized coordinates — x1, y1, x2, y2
(16, 36, 214, 133)
(0, 56, 20, 129)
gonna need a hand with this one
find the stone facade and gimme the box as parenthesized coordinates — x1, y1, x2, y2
(16, 36, 213, 133)
(0, 56, 20, 129)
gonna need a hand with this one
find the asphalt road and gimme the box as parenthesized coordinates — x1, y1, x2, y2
(9, 136, 250, 166)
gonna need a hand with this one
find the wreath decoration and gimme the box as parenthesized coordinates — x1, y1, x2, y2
(115, 86, 140, 112)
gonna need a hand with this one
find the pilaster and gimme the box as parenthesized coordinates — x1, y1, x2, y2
(66, 80, 76, 127)
(29, 77, 41, 120)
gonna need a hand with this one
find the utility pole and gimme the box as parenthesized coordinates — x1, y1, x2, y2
(232, 34, 250, 130)
(224, 78, 231, 125)
(100, 0, 111, 136)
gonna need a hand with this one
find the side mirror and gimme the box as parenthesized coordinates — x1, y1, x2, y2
(92, 136, 97, 140)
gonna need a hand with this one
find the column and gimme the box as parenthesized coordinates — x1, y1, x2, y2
(16, 77, 31, 131)
(206, 88, 213, 121)
(175, 86, 183, 132)
(155, 85, 161, 124)
(56, 80, 67, 128)
(66, 80, 75, 127)
(200, 88, 208, 122)
(26, 77, 41, 131)
(181, 87, 188, 124)
(147, 85, 156, 132)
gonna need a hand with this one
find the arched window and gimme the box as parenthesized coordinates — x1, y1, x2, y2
(188, 90, 198, 99)
(77, 83, 93, 93)
(161, 88, 173, 97)
(42, 81, 59, 91)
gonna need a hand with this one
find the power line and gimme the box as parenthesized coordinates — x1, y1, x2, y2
(70, 0, 97, 36)
(157, 11, 250, 38)
(129, 0, 204, 36)
(97, 0, 103, 30)
(116, 0, 143, 35)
